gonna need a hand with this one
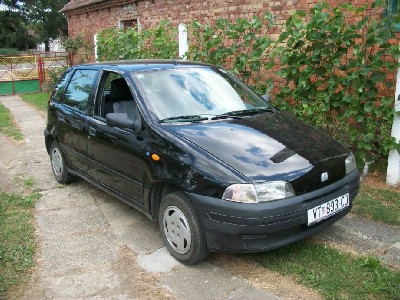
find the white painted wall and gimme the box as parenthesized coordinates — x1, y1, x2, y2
(178, 23, 188, 60)
(37, 38, 65, 52)
(94, 34, 98, 63)
(386, 66, 400, 185)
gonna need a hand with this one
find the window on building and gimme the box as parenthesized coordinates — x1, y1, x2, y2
(388, 0, 400, 30)
(121, 19, 138, 30)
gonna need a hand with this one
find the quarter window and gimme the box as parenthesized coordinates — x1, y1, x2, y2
(51, 68, 73, 102)
(64, 69, 98, 112)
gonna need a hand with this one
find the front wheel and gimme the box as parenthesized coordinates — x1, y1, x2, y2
(50, 141, 75, 184)
(159, 192, 208, 265)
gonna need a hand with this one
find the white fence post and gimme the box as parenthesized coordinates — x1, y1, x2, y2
(94, 34, 99, 63)
(178, 23, 188, 60)
(386, 66, 400, 185)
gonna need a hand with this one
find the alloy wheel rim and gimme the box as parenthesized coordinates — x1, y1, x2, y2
(163, 205, 192, 254)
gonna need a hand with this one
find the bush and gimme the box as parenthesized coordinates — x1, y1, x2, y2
(97, 20, 178, 61)
(0, 48, 21, 55)
(188, 13, 276, 92)
(274, 1, 400, 163)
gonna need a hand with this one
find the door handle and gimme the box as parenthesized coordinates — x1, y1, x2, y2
(88, 127, 96, 136)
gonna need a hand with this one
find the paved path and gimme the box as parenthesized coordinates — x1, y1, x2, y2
(0, 95, 282, 299)
(1, 94, 399, 300)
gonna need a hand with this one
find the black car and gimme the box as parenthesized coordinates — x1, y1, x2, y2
(44, 60, 360, 264)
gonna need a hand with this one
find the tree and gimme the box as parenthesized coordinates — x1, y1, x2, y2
(25, 0, 68, 51)
(0, 4, 36, 50)
(0, 0, 67, 51)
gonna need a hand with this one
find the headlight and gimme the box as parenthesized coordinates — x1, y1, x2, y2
(345, 153, 357, 174)
(222, 181, 295, 203)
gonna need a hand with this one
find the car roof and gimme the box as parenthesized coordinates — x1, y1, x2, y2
(75, 59, 216, 72)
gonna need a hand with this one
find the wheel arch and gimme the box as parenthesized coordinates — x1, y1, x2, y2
(45, 134, 55, 154)
(148, 181, 186, 220)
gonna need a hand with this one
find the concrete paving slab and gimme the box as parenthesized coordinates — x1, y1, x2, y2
(160, 263, 244, 300)
(224, 286, 281, 300)
(380, 242, 400, 269)
(315, 222, 386, 254)
(29, 173, 61, 191)
(39, 230, 117, 276)
(99, 201, 148, 227)
(339, 214, 400, 245)
(23, 146, 46, 154)
(40, 265, 122, 299)
(112, 222, 164, 255)
(138, 247, 181, 273)
(37, 186, 96, 211)
(89, 185, 120, 204)
(36, 205, 108, 235)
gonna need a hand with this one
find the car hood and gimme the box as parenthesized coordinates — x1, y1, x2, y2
(163, 111, 350, 194)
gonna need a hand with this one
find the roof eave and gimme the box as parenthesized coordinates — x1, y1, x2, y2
(60, 0, 137, 15)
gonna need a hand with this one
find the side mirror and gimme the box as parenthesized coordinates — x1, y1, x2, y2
(106, 113, 141, 134)
(262, 94, 270, 102)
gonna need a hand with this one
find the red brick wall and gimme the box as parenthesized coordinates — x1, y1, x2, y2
(65, 0, 314, 62)
(65, 0, 391, 61)
(67, 2, 138, 41)
(137, 0, 300, 31)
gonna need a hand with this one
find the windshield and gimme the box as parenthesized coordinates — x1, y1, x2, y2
(132, 67, 271, 122)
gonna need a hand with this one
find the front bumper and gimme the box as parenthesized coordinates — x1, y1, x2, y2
(188, 169, 360, 252)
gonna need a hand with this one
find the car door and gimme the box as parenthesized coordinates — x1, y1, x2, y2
(56, 68, 99, 173)
(86, 70, 146, 204)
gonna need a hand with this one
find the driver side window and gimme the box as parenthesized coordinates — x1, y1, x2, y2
(96, 72, 140, 126)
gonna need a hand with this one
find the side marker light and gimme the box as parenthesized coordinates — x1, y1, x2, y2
(151, 154, 160, 161)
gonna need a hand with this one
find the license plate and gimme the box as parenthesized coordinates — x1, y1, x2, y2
(307, 193, 349, 226)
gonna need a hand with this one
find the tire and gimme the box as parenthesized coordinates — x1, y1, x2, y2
(159, 191, 208, 265)
(49, 141, 75, 184)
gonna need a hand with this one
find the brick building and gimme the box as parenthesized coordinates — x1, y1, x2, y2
(60, 0, 391, 62)
(61, 0, 297, 45)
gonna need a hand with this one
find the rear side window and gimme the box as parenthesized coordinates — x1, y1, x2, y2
(51, 68, 73, 102)
(64, 69, 98, 113)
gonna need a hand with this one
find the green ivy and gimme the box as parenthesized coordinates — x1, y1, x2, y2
(61, 34, 92, 65)
(274, 1, 400, 163)
(97, 20, 177, 61)
(188, 13, 276, 92)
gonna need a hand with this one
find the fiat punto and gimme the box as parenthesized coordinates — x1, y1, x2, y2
(44, 60, 360, 264)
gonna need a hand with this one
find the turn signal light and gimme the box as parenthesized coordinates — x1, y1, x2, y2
(151, 154, 160, 161)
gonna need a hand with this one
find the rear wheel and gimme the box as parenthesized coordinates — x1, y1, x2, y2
(50, 141, 75, 184)
(159, 191, 208, 265)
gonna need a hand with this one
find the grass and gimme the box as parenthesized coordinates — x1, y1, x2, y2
(21, 92, 49, 112)
(0, 192, 40, 298)
(353, 184, 400, 226)
(0, 103, 23, 140)
(23, 178, 35, 189)
(254, 240, 400, 300)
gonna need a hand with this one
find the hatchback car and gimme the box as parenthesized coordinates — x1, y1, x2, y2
(44, 60, 360, 264)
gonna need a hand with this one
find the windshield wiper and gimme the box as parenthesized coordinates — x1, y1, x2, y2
(210, 114, 243, 120)
(159, 115, 209, 123)
(211, 107, 274, 120)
